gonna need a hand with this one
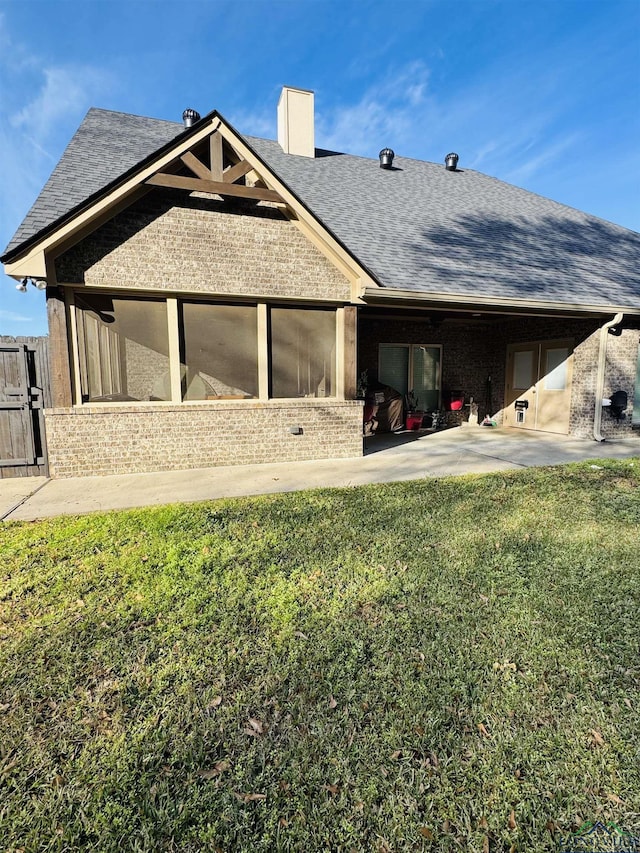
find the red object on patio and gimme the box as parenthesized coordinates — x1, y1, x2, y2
(449, 393, 464, 411)
(406, 413, 424, 430)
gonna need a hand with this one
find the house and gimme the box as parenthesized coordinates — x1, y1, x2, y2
(2, 86, 639, 478)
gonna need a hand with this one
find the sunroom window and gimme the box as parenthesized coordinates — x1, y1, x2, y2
(74, 295, 339, 403)
(76, 294, 170, 402)
(180, 302, 258, 400)
(270, 307, 336, 398)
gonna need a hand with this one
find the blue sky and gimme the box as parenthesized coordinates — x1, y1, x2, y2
(1, 0, 639, 336)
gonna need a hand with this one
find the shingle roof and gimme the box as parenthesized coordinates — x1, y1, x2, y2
(246, 136, 640, 310)
(3, 108, 182, 256)
(4, 108, 640, 312)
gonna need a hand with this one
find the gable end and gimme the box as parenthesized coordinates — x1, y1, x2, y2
(54, 189, 351, 302)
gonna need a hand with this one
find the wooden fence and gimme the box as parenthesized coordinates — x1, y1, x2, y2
(0, 336, 51, 478)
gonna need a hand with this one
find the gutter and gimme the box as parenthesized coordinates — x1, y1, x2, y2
(593, 312, 624, 442)
(359, 285, 634, 318)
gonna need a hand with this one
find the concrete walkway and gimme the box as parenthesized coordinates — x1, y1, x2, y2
(1, 427, 638, 522)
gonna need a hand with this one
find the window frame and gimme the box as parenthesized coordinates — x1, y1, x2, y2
(71, 291, 342, 406)
(268, 305, 338, 400)
(179, 299, 261, 402)
(73, 291, 172, 404)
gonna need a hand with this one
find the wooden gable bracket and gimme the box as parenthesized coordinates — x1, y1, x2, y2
(146, 129, 284, 205)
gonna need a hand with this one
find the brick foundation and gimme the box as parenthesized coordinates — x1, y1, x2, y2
(44, 400, 364, 478)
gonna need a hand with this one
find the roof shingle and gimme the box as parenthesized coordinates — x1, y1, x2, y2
(4, 107, 639, 312)
(246, 136, 640, 310)
(4, 108, 182, 255)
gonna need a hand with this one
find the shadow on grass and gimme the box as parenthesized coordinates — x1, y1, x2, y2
(1, 463, 639, 851)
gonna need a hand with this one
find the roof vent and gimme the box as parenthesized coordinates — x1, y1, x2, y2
(379, 148, 395, 169)
(445, 152, 459, 171)
(182, 108, 201, 128)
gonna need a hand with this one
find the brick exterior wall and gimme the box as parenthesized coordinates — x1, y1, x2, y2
(43, 189, 362, 478)
(45, 400, 364, 478)
(600, 326, 640, 439)
(358, 311, 640, 439)
(54, 190, 351, 302)
(44, 186, 638, 478)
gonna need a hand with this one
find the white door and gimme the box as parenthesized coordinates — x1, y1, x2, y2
(504, 340, 573, 434)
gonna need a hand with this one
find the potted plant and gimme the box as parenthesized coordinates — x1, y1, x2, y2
(405, 390, 424, 430)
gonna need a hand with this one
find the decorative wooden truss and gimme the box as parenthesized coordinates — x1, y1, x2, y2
(146, 128, 284, 204)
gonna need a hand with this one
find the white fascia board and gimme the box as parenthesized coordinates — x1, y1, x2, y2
(4, 250, 47, 279)
(360, 285, 640, 317)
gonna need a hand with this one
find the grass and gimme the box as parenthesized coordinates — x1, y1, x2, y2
(1, 459, 639, 852)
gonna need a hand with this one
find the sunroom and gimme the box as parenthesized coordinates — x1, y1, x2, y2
(72, 291, 340, 404)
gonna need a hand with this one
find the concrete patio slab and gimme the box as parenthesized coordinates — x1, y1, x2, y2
(2, 427, 638, 522)
(0, 476, 48, 521)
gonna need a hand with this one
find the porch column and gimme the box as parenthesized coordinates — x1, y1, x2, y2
(341, 305, 357, 399)
(46, 286, 73, 408)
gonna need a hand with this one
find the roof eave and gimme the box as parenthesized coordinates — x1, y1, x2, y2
(360, 285, 638, 318)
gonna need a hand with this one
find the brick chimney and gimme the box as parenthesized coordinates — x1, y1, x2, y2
(277, 86, 315, 158)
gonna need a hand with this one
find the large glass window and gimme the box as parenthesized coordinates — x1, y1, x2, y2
(270, 308, 336, 398)
(181, 302, 258, 400)
(378, 345, 409, 396)
(76, 294, 170, 402)
(411, 345, 441, 411)
(75, 296, 340, 404)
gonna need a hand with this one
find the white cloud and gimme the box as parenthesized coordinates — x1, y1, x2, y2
(0, 13, 114, 214)
(317, 61, 432, 156)
(311, 53, 587, 195)
(0, 16, 114, 333)
(502, 133, 583, 185)
(10, 65, 112, 145)
(467, 140, 499, 170)
(228, 106, 276, 140)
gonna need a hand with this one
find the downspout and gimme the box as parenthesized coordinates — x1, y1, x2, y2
(593, 312, 623, 442)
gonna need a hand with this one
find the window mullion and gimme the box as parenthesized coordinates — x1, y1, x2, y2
(167, 298, 182, 402)
(258, 303, 269, 400)
(68, 291, 83, 406)
(336, 308, 345, 399)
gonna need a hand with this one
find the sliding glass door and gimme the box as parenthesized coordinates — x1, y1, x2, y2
(379, 344, 441, 410)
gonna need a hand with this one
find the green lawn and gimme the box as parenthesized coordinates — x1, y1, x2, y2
(1, 460, 639, 852)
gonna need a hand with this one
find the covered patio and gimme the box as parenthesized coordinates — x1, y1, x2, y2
(357, 304, 639, 440)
